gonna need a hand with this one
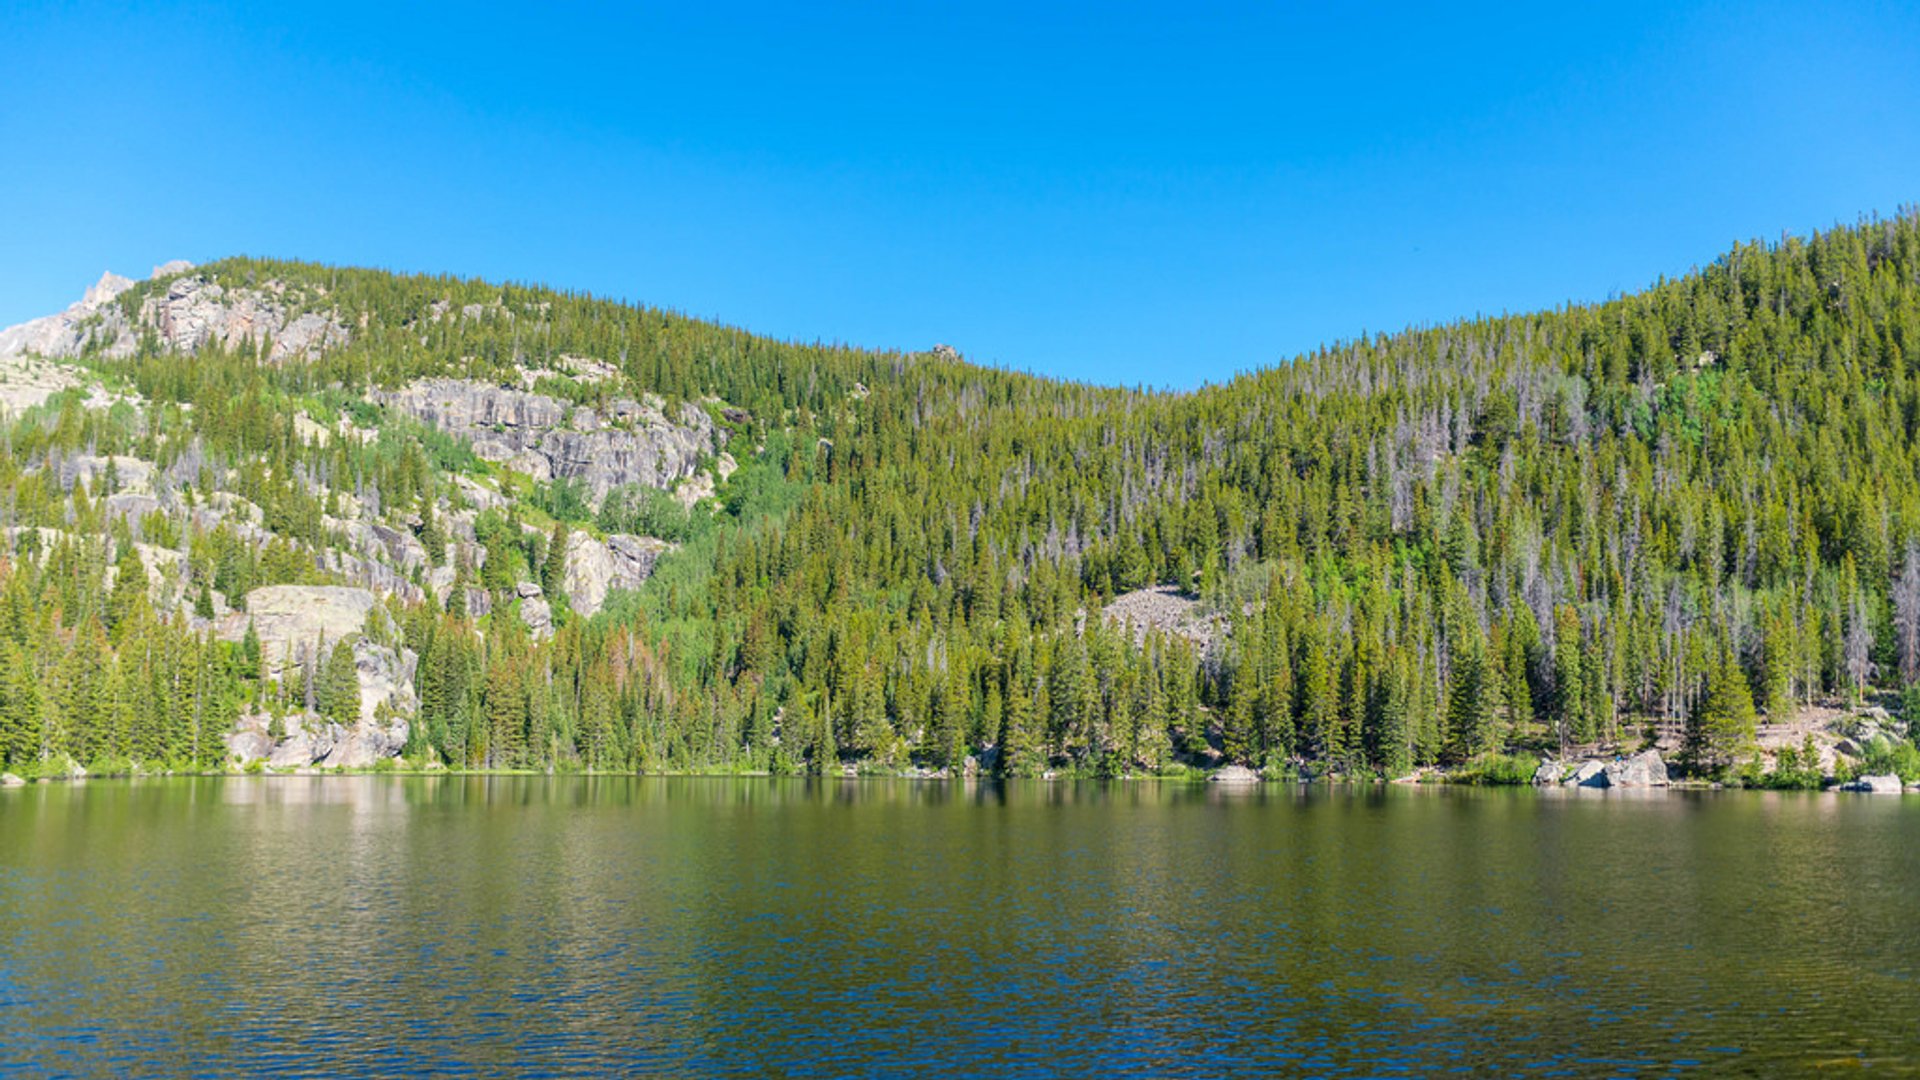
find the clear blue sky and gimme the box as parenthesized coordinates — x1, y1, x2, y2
(3, 2, 1917, 388)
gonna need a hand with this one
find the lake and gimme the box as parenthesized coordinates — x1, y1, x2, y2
(1, 777, 1915, 1076)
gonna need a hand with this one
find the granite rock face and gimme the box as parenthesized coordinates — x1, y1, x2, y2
(520, 596, 553, 637)
(0, 263, 349, 365)
(222, 586, 380, 677)
(217, 586, 418, 728)
(136, 275, 349, 361)
(373, 378, 718, 503)
(228, 711, 410, 769)
(563, 531, 672, 616)
(0, 271, 137, 361)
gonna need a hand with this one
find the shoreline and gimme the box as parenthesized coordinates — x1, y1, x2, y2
(3, 766, 1912, 793)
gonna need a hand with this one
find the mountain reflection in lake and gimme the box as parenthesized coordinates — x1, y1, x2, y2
(2, 777, 1915, 1076)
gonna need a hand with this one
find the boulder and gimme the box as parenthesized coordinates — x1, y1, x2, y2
(1, 772, 25, 787)
(1210, 764, 1262, 784)
(1838, 773, 1904, 794)
(268, 727, 326, 769)
(1568, 760, 1608, 787)
(520, 596, 553, 637)
(1601, 750, 1670, 788)
(318, 718, 410, 769)
(226, 727, 275, 765)
(1532, 760, 1563, 785)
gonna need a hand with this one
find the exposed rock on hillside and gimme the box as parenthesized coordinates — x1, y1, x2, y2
(563, 532, 672, 616)
(216, 586, 418, 727)
(1102, 586, 1221, 647)
(226, 710, 411, 769)
(0, 262, 349, 364)
(138, 274, 349, 361)
(373, 378, 718, 502)
(221, 586, 378, 674)
(0, 270, 138, 361)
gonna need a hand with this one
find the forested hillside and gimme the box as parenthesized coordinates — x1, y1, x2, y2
(5, 212, 1920, 783)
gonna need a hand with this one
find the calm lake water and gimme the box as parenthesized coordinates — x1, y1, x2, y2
(1, 777, 1916, 1077)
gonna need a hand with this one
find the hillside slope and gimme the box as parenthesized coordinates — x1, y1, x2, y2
(3, 212, 1920, 783)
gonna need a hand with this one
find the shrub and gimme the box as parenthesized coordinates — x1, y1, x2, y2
(1451, 753, 1537, 786)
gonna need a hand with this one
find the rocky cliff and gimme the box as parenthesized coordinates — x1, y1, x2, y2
(0, 261, 348, 364)
(217, 586, 419, 728)
(374, 378, 718, 502)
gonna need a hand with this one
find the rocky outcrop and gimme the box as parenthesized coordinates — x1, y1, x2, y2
(520, 596, 553, 636)
(373, 378, 717, 502)
(563, 531, 672, 616)
(1210, 764, 1262, 784)
(353, 638, 419, 728)
(6, 529, 193, 612)
(1102, 586, 1222, 648)
(216, 586, 418, 728)
(0, 270, 137, 362)
(220, 586, 379, 677)
(1532, 760, 1563, 785)
(1564, 751, 1670, 789)
(0, 262, 348, 365)
(137, 275, 349, 361)
(228, 710, 410, 770)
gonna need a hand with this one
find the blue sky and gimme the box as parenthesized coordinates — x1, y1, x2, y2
(2, 2, 1917, 388)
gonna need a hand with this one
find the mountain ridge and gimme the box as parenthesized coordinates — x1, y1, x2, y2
(2, 212, 1919, 787)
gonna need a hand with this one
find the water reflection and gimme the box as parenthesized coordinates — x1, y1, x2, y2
(2, 778, 1916, 1076)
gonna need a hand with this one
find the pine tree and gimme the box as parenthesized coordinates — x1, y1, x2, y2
(542, 521, 570, 608)
(105, 542, 149, 640)
(1685, 645, 1757, 776)
(0, 638, 42, 769)
(319, 636, 361, 726)
(1551, 605, 1585, 752)
(998, 668, 1044, 777)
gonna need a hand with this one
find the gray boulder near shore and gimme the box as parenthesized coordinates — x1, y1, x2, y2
(1569, 760, 1608, 787)
(1210, 764, 1262, 784)
(1838, 774, 1904, 794)
(1556, 750, 1669, 789)
(1602, 750, 1670, 788)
